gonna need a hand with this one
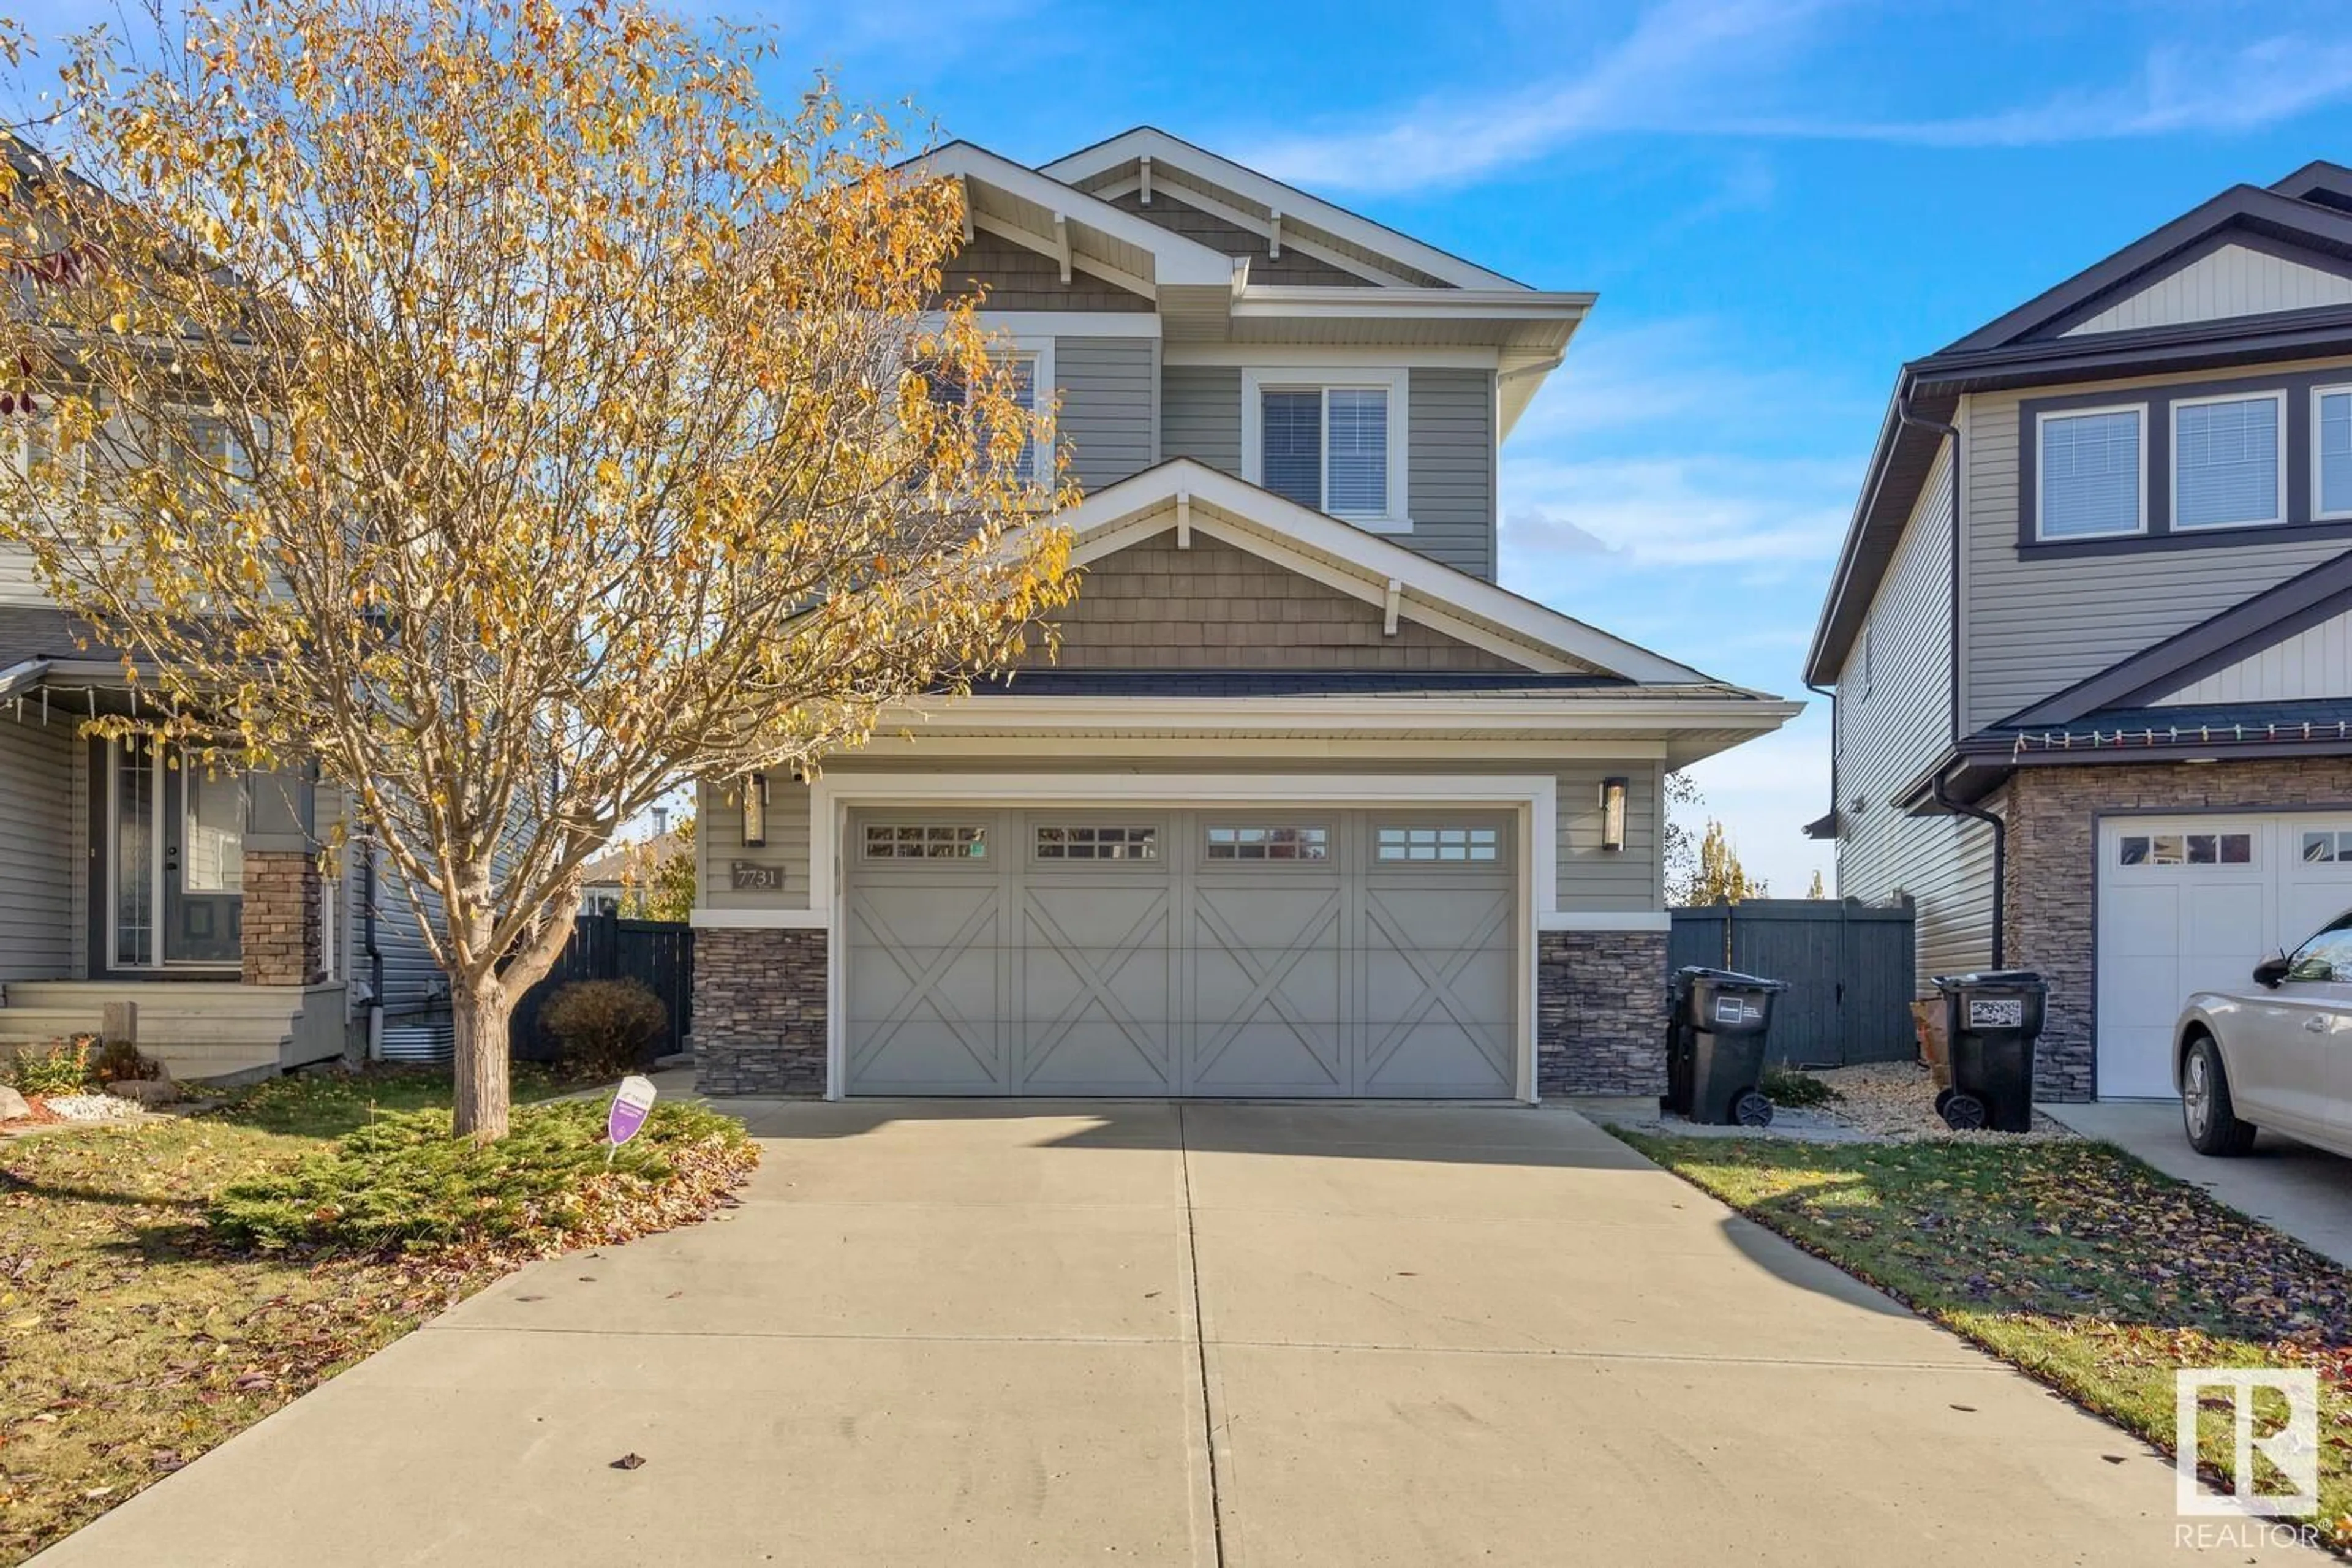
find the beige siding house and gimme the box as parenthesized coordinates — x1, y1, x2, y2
(690, 127, 1797, 1102)
(1809, 159, 2352, 1104)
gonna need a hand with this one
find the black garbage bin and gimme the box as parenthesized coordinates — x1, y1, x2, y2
(1663, 967, 1787, 1127)
(1931, 971, 2048, 1133)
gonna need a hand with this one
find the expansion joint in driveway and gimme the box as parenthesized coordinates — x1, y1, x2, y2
(1177, 1104, 1229, 1568)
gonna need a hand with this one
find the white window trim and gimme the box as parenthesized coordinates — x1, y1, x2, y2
(1240, 366, 1411, 532)
(2312, 383, 2352, 522)
(2170, 388, 2287, 532)
(2035, 403, 2147, 541)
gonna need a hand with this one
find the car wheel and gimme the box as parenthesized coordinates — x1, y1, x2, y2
(2182, 1036, 2258, 1157)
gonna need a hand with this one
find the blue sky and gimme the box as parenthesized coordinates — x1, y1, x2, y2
(15, 0, 2352, 889)
(744, 0, 2352, 894)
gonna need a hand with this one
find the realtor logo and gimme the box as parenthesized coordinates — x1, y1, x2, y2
(2175, 1370, 2319, 1518)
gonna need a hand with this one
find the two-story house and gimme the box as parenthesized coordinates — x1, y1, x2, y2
(689, 127, 1798, 1102)
(1809, 160, 2352, 1105)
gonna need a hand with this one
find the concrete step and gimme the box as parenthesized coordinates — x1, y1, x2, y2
(0, 1009, 298, 1047)
(144, 1043, 284, 1086)
(1, 982, 306, 1018)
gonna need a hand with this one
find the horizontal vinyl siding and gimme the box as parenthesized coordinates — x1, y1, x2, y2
(1963, 363, 2352, 729)
(1161, 365, 1241, 475)
(0, 547, 45, 607)
(1056, 337, 1155, 494)
(1405, 369, 1496, 580)
(0, 714, 76, 979)
(1556, 761, 1660, 911)
(1838, 442, 1995, 993)
(368, 858, 449, 1013)
(699, 775, 815, 913)
(697, 756, 1665, 917)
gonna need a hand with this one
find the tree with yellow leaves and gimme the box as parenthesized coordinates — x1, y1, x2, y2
(0, 0, 1069, 1138)
(1691, 819, 1766, 906)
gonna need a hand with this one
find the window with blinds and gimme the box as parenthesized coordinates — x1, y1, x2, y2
(1256, 384, 1390, 519)
(2319, 387, 2352, 519)
(2173, 392, 2283, 529)
(2037, 407, 2144, 540)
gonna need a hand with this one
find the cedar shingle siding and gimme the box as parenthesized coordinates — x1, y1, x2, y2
(933, 228, 1153, 312)
(1108, 192, 1375, 286)
(1039, 534, 1515, 670)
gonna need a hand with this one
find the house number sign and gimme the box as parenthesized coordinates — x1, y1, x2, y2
(729, 861, 784, 892)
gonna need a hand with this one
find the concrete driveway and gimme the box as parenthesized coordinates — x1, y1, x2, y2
(33, 1101, 2321, 1566)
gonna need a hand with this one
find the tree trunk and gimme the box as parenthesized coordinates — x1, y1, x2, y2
(450, 975, 512, 1142)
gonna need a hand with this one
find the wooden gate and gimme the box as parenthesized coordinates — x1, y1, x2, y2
(1667, 898, 1915, 1068)
(509, 908, 695, 1065)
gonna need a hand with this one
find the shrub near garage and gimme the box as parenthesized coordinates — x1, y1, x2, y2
(539, 978, 668, 1078)
(209, 1098, 756, 1254)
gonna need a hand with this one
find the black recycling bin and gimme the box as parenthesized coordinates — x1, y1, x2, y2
(1663, 967, 1788, 1128)
(1931, 971, 2048, 1133)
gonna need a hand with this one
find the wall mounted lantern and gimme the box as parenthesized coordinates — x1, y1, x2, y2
(1600, 777, 1627, 853)
(741, 773, 769, 849)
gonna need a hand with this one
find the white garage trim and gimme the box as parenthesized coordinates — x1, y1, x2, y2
(1537, 911, 1672, 932)
(809, 772, 1556, 1105)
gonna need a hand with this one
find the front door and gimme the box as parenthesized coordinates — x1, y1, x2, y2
(105, 739, 244, 970)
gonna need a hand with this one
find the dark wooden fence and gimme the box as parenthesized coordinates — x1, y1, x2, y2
(508, 908, 695, 1066)
(1668, 897, 1916, 1068)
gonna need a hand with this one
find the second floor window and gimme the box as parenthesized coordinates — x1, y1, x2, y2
(1242, 368, 1408, 529)
(2173, 392, 2283, 529)
(2318, 386, 2352, 518)
(2038, 407, 2144, 540)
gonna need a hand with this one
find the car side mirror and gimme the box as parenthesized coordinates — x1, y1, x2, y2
(2254, 954, 2293, 989)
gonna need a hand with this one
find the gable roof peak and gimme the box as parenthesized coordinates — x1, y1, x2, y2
(2272, 159, 2352, 216)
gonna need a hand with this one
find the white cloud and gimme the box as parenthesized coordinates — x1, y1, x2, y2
(1502, 451, 1856, 573)
(1245, 0, 1817, 194)
(1243, 2, 2352, 194)
(1679, 717, 1833, 899)
(1748, 36, 2352, 148)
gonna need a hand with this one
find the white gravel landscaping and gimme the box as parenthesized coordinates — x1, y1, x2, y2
(42, 1094, 145, 1122)
(1575, 1060, 2076, 1144)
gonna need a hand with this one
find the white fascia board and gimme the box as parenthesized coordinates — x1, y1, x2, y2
(692, 908, 826, 930)
(977, 311, 1161, 338)
(1232, 287, 1596, 336)
(1054, 459, 1716, 684)
(0, 658, 52, 701)
(1039, 128, 1525, 291)
(1537, 911, 1671, 932)
(878, 694, 1803, 737)
(913, 142, 1234, 289)
(1164, 343, 1494, 369)
(1085, 173, 1427, 288)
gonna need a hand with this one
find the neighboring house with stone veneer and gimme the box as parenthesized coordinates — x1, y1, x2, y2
(1807, 158, 2352, 1106)
(0, 605, 448, 1082)
(690, 127, 1798, 1102)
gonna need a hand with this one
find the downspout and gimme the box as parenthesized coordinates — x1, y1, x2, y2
(1931, 767, 2005, 970)
(361, 839, 384, 1062)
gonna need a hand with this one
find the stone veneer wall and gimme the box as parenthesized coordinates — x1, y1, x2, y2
(241, 850, 323, 987)
(693, 927, 827, 1095)
(1537, 929, 1668, 1096)
(2002, 757, 2352, 1102)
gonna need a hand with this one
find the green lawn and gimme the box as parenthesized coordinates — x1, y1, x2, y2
(1615, 1131, 2352, 1548)
(0, 1068, 609, 1565)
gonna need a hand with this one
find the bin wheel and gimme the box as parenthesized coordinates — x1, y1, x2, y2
(1733, 1090, 1775, 1128)
(1940, 1092, 1988, 1131)
(1933, 1087, 1955, 1116)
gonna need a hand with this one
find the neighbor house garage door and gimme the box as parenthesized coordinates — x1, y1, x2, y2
(2097, 812, 2352, 1098)
(845, 808, 1517, 1097)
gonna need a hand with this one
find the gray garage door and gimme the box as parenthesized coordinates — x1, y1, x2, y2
(845, 807, 1517, 1097)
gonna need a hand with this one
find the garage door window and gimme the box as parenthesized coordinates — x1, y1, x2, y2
(1205, 825, 1330, 862)
(2302, 830, 2352, 864)
(2117, 831, 2251, 867)
(865, 824, 987, 860)
(1376, 825, 1499, 863)
(1035, 824, 1158, 862)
